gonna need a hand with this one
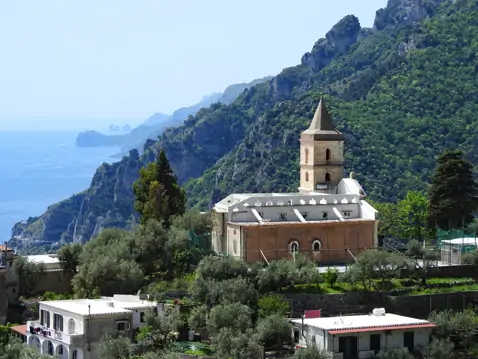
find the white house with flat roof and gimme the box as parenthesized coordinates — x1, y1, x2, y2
(25, 254, 62, 271)
(25, 294, 157, 359)
(291, 308, 435, 359)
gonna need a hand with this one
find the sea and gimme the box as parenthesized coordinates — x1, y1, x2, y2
(0, 131, 120, 242)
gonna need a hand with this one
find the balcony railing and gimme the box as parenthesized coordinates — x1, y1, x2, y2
(26, 321, 84, 346)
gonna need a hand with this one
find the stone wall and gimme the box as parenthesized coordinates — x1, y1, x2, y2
(399, 264, 476, 279)
(284, 291, 386, 317)
(284, 290, 478, 320)
(0, 271, 7, 324)
(386, 291, 478, 319)
(426, 265, 476, 278)
(32, 270, 73, 295)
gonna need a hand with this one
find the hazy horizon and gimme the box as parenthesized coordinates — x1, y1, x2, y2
(0, 0, 387, 129)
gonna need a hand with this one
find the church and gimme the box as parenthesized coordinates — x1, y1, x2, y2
(211, 97, 379, 264)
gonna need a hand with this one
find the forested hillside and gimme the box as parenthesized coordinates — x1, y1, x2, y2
(11, 0, 478, 249)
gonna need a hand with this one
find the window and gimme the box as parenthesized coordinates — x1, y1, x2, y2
(280, 213, 287, 221)
(370, 334, 381, 353)
(322, 212, 328, 220)
(343, 212, 351, 219)
(325, 172, 331, 182)
(305, 172, 309, 182)
(325, 148, 331, 161)
(41, 310, 50, 328)
(404, 332, 415, 352)
(68, 319, 75, 334)
(312, 239, 321, 252)
(305, 148, 309, 164)
(72, 350, 78, 359)
(58, 345, 64, 355)
(290, 240, 299, 253)
(293, 328, 300, 343)
(53, 313, 64, 331)
(140, 312, 145, 323)
(116, 321, 131, 331)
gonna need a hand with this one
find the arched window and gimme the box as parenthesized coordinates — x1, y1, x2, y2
(68, 319, 76, 335)
(305, 148, 309, 164)
(305, 172, 309, 182)
(312, 239, 322, 253)
(290, 240, 300, 253)
(325, 148, 331, 161)
(72, 350, 78, 359)
(325, 172, 331, 182)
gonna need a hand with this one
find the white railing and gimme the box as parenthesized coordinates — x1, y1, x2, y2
(26, 321, 84, 346)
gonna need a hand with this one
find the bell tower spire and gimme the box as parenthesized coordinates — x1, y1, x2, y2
(298, 95, 345, 194)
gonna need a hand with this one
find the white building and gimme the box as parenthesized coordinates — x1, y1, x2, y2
(291, 308, 435, 359)
(25, 294, 157, 359)
(439, 237, 478, 265)
(25, 254, 62, 271)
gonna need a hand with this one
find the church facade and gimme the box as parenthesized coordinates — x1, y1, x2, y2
(211, 97, 379, 264)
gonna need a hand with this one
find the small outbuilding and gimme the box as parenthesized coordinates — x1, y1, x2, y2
(439, 237, 478, 265)
(291, 308, 435, 359)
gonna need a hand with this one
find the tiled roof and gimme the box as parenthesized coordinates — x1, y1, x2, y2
(10, 325, 26, 336)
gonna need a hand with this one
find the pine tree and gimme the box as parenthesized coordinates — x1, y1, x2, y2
(133, 149, 186, 227)
(428, 150, 478, 230)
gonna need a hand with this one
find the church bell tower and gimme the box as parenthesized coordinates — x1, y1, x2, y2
(298, 95, 345, 194)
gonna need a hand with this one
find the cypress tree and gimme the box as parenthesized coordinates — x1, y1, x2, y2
(428, 150, 478, 230)
(133, 149, 186, 227)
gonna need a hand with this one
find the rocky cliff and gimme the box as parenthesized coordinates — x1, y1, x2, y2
(14, 0, 478, 249)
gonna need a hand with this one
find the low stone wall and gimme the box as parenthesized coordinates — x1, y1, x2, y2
(284, 291, 386, 317)
(400, 265, 476, 278)
(386, 291, 478, 318)
(32, 270, 74, 295)
(284, 290, 478, 320)
(0, 271, 7, 324)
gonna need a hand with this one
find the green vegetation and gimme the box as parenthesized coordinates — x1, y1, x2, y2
(89, 250, 478, 359)
(370, 151, 478, 243)
(57, 242, 82, 274)
(71, 211, 211, 297)
(133, 149, 186, 227)
(0, 323, 54, 358)
(428, 150, 478, 230)
(12, 256, 45, 296)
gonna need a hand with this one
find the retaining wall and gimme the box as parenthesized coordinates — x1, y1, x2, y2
(284, 290, 478, 319)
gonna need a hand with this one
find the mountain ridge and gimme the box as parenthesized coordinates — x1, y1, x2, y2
(12, 0, 478, 251)
(75, 77, 273, 154)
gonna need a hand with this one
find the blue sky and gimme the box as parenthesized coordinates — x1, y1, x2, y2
(0, 0, 387, 127)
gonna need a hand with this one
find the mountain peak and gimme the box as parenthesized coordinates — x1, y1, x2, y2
(374, 0, 445, 30)
(301, 15, 361, 71)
